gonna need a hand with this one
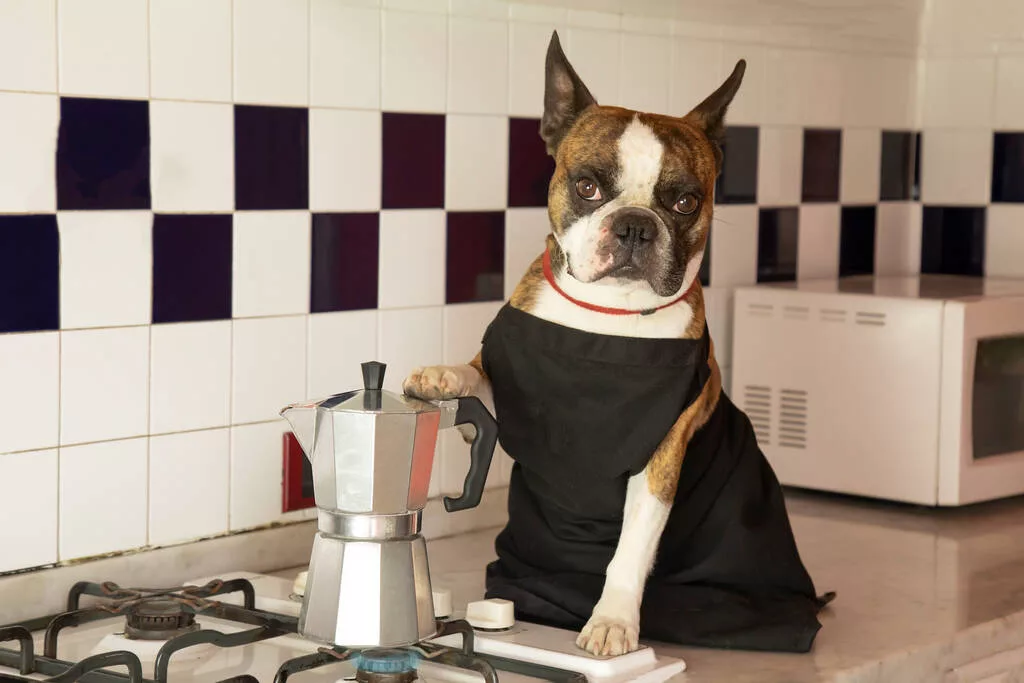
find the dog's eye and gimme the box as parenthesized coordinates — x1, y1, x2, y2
(575, 178, 602, 201)
(673, 193, 700, 215)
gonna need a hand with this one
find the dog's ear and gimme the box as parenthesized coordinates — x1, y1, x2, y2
(541, 31, 597, 156)
(683, 59, 746, 146)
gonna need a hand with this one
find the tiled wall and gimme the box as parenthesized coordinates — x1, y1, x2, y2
(915, 0, 1024, 278)
(1, 0, 1014, 575)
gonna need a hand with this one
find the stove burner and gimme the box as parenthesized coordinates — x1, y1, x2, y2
(355, 649, 419, 683)
(124, 599, 200, 641)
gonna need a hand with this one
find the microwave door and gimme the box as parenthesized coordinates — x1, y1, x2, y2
(938, 296, 1024, 505)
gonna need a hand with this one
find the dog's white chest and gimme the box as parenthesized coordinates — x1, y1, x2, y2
(530, 283, 695, 338)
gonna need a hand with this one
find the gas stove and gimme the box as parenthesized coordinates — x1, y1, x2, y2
(0, 572, 686, 683)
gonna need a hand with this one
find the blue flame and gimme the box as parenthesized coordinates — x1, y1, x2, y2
(355, 649, 420, 674)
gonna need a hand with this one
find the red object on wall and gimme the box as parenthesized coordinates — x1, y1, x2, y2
(282, 433, 315, 512)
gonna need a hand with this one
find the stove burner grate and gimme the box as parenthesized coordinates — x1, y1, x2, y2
(124, 598, 200, 640)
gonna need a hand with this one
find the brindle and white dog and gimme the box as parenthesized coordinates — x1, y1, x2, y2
(405, 34, 747, 656)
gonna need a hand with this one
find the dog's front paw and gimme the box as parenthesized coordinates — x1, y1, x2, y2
(403, 365, 475, 400)
(576, 614, 639, 656)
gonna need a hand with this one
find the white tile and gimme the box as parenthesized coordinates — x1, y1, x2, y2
(149, 429, 229, 545)
(308, 310, 379, 399)
(0, 333, 59, 454)
(384, 0, 446, 11)
(702, 286, 733, 367)
(149, 0, 232, 102)
(509, 3, 567, 23)
(875, 202, 922, 276)
(378, 307, 443, 393)
(764, 48, 842, 127)
(505, 208, 550, 298)
(382, 10, 447, 113)
(150, 321, 232, 434)
(919, 129, 993, 205)
(61, 327, 149, 445)
(445, 115, 508, 210)
(0, 0, 56, 92)
(841, 128, 882, 205)
(842, 55, 916, 129)
(230, 421, 288, 530)
(669, 38, 722, 116)
(309, 109, 382, 212)
(448, 16, 508, 114)
(57, 0, 148, 98)
(621, 14, 671, 35)
(450, 0, 508, 21)
(233, 0, 309, 106)
(58, 212, 152, 329)
(150, 101, 233, 212)
(797, 204, 840, 281)
(233, 212, 311, 318)
(985, 205, 1024, 278)
(59, 438, 147, 560)
(232, 316, 307, 424)
(508, 21, 564, 118)
(709, 205, 758, 287)
(757, 127, 803, 206)
(444, 301, 502, 365)
(568, 9, 619, 30)
(565, 28, 620, 104)
(310, 0, 380, 109)
(922, 57, 996, 128)
(619, 34, 670, 114)
(0, 449, 57, 572)
(0, 93, 58, 213)
(378, 210, 446, 309)
(995, 55, 1024, 130)
(720, 42, 762, 125)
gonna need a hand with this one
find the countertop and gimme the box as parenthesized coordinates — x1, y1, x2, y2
(277, 489, 1024, 682)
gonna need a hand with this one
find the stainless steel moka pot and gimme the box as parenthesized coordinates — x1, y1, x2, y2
(279, 361, 498, 649)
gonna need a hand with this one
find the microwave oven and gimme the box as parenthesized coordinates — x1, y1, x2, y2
(730, 275, 1024, 506)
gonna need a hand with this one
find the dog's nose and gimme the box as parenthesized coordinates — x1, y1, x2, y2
(612, 213, 657, 245)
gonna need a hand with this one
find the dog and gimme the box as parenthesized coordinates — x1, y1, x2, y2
(404, 32, 827, 657)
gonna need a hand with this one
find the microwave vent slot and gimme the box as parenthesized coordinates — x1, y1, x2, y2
(778, 389, 807, 450)
(747, 303, 774, 318)
(783, 305, 810, 321)
(820, 308, 847, 323)
(855, 311, 886, 327)
(743, 385, 772, 446)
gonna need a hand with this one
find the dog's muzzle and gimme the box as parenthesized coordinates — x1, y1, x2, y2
(610, 207, 660, 250)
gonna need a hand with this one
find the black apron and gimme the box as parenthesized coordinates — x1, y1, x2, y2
(480, 304, 833, 653)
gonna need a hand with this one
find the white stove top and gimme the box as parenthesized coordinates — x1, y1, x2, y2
(0, 572, 685, 683)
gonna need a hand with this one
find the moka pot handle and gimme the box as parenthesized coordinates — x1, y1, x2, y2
(443, 396, 498, 512)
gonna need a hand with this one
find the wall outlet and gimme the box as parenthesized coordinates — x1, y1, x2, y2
(282, 433, 315, 512)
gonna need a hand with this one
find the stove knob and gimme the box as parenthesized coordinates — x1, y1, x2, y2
(466, 598, 515, 630)
(292, 570, 308, 597)
(433, 588, 453, 619)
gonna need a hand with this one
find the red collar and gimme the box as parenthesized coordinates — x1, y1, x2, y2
(542, 249, 696, 316)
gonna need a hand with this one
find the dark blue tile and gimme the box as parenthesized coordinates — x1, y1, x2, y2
(57, 98, 150, 210)
(382, 113, 445, 210)
(715, 125, 758, 204)
(235, 105, 309, 210)
(0, 215, 59, 333)
(921, 206, 986, 277)
(880, 131, 915, 201)
(992, 132, 1024, 203)
(840, 205, 877, 277)
(913, 132, 921, 201)
(311, 213, 379, 313)
(508, 117, 554, 207)
(446, 212, 504, 304)
(757, 207, 799, 283)
(801, 129, 841, 203)
(699, 230, 711, 286)
(152, 214, 232, 323)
